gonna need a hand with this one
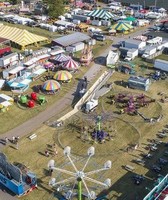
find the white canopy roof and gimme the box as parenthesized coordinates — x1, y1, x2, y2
(9, 66, 25, 74)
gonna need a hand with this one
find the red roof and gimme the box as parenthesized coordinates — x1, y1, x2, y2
(160, 20, 168, 23)
(0, 37, 10, 44)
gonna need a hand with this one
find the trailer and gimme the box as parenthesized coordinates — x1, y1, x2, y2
(128, 76, 151, 91)
(0, 53, 18, 68)
(124, 48, 138, 61)
(83, 99, 98, 113)
(124, 39, 146, 49)
(72, 14, 90, 23)
(147, 37, 162, 45)
(154, 59, 168, 72)
(141, 46, 157, 58)
(106, 50, 119, 68)
(0, 153, 37, 196)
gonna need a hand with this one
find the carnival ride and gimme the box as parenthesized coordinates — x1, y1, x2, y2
(108, 93, 155, 115)
(48, 146, 111, 200)
(18, 92, 46, 108)
(80, 44, 93, 66)
(80, 111, 116, 143)
(0, 153, 37, 196)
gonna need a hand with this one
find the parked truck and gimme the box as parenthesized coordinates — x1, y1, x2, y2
(141, 46, 157, 58)
(154, 59, 168, 72)
(83, 99, 98, 113)
(124, 49, 138, 61)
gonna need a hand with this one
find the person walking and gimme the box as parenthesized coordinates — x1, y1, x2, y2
(5, 137, 8, 145)
(53, 147, 58, 156)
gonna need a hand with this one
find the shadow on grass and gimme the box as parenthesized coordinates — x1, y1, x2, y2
(38, 151, 47, 157)
(94, 56, 106, 65)
(71, 77, 85, 107)
(9, 145, 17, 150)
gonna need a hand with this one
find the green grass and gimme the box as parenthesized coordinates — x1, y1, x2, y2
(3, 60, 168, 200)
(156, 54, 168, 61)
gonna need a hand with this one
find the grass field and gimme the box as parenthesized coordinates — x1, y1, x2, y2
(3, 59, 168, 200)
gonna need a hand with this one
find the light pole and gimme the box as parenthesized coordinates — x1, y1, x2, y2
(48, 146, 111, 200)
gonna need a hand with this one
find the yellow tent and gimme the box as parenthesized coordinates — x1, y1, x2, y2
(0, 25, 48, 49)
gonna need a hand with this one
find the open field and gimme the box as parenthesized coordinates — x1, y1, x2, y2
(3, 61, 168, 199)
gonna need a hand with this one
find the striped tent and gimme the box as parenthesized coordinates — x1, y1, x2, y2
(88, 9, 116, 20)
(0, 25, 48, 50)
(110, 22, 133, 32)
(54, 53, 71, 63)
(53, 70, 72, 82)
(63, 59, 79, 71)
(42, 80, 61, 91)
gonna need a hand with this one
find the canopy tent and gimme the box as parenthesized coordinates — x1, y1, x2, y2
(0, 25, 48, 50)
(63, 59, 79, 71)
(42, 80, 61, 91)
(54, 53, 71, 63)
(88, 9, 116, 20)
(125, 16, 137, 22)
(43, 62, 54, 69)
(110, 22, 133, 32)
(53, 70, 72, 82)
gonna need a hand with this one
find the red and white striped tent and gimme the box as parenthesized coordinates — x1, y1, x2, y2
(63, 59, 79, 71)
(54, 53, 71, 63)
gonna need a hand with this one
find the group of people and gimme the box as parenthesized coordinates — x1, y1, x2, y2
(45, 143, 58, 157)
(4, 136, 19, 150)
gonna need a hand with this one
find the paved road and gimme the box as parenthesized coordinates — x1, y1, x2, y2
(0, 25, 150, 199)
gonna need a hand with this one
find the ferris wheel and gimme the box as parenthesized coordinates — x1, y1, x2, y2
(48, 146, 111, 200)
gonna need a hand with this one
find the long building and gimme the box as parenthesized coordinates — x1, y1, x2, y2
(116, 0, 168, 9)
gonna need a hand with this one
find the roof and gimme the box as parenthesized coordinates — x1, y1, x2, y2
(54, 20, 74, 27)
(125, 39, 145, 45)
(52, 32, 90, 47)
(0, 25, 48, 48)
(9, 66, 25, 74)
(0, 37, 10, 44)
(155, 59, 168, 64)
(87, 9, 116, 20)
(129, 76, 149, 84)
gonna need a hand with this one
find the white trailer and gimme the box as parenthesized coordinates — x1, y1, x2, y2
(71, 42, 85, 52)
(147, 37, 162, 45)
(106, 50, 119, 68)
(154, 59, 168, 72)
(124, 48, 138, 61)
(84, 99, 98, 113)
(124, 39, 146, 49)
(141, 47, 157, 58)
(0, 53, 18, 68)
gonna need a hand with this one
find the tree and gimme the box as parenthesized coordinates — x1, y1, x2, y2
(47, 0, 65, 19)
